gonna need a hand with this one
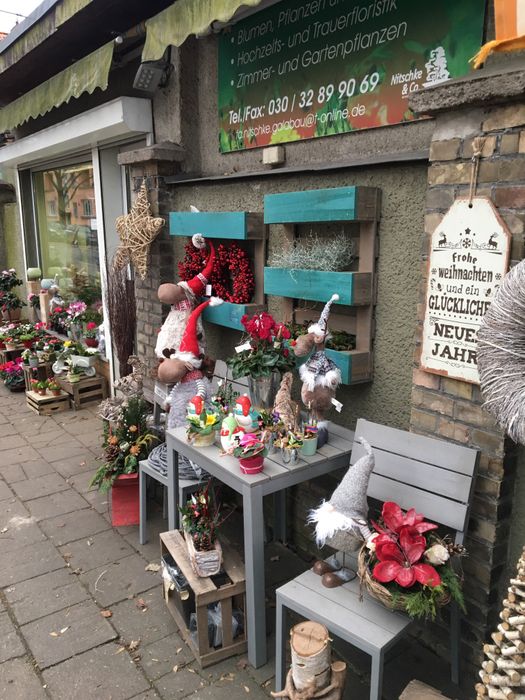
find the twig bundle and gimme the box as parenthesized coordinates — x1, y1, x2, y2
(477, 260, 525, 444)
(107, 262, 136, 377)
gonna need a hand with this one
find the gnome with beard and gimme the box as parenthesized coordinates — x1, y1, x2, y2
(308, 437, 375, 587)
(155, 230, 215, 363)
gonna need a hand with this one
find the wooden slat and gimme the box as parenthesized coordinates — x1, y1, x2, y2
(160, 530, 216, 596)
(170, 211, 252, 239)
(351, 443, 472, 503)
(202, 301, 266, 330)
(367, 473, 469, 532)
(264, 267, 371, 306)
(221, 596, 233, 647)
(355, 419, 478, 477)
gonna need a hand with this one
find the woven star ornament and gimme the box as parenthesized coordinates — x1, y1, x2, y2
(113, 182, 164, 280)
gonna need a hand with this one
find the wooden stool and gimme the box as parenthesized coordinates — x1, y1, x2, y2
(57, 374, 107, 409)
(160, 529, 247, 667)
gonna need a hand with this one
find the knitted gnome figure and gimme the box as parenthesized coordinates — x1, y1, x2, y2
(308, 438, 375, 552)
(167, 297, 223, 430)
(155, 232, 215, 359)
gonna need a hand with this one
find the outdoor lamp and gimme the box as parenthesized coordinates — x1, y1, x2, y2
(133, 50, 172, 94)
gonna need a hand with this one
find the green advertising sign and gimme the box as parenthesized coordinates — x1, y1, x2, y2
(218, 0, 485, 153)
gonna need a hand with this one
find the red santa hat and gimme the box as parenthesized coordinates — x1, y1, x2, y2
(180, 234, 216, 297)
(175, 297, 223, 367)
(236, 394, 252, 417)
(188, 395, 204, 415)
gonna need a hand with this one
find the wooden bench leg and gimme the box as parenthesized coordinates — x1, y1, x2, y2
(450, 601, 460, 684)
(370, 650, 384, 700)
(139, 469, 148, 545)
(275, 594, 288, 692)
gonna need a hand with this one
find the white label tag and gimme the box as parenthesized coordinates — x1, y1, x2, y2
(331, 398, 343, 413)
(235, 341, 252, 354)
(154, 384, 168, 401)
(205, 284, 212, 296)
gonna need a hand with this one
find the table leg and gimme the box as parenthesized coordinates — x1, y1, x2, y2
(273, 490, 287, 543)
(243, 485, 267, 668)
(167, 446, 179, 531)
(139, 468, 147, 545)
(275, 594, 287, 691)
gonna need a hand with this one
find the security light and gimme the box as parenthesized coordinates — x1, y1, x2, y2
(133, 50, 172, 94)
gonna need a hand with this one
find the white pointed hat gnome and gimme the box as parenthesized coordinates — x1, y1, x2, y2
(308, 437, 375, 550)
(299, 294, 342, 393)
(174, 297, 223, 368)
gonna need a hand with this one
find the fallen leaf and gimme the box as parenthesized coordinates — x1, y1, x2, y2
(57, 523, 65, 528)
(188, 668, 196, 674)
(0, 527, 8, 533)
(101, 610, 112, 618)
(86, 539, 93, 547)
(49, 632, 59, 637)
(62, 553, 72, 561)
(262, 680, 271, 688)
(60, 627, 69, 634)
(114, 646, 126, 654)
(244, 686, 250, 693)
(219, 672, 235, 682)
(145, 563, 161, 572)
(79, 461, 86, 466)
(176, 647, 183, 654)
(172, 665, 178, 673)
(236, 658, 248, 670)
(128, 640, 140, 652)
(270, 555, 280, 562)
(136, 598, 148, 611)
(133, 655, 141, 662)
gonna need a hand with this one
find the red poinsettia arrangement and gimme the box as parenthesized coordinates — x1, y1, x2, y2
(361, 501, 466, 620)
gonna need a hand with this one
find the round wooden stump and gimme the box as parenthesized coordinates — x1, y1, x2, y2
(291, 621, 331, 692)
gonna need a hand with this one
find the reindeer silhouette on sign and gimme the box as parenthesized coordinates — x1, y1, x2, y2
(438, 232, 447, 247)
(488, 233, 498, 249)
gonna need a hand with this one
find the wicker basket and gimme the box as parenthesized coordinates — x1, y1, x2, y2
(184, 530, 223, 578)
(357, 545, 451, 612)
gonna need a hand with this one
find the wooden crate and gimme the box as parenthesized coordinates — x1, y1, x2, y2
(22, 363, 53, 392)
(160, 529, 247, 668)
(56, 375, 107, 409)
(26, 390, 69, 416)
(0, 346, 24, 363)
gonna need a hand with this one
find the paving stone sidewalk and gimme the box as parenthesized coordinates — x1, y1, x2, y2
(0, 388, 470, 700)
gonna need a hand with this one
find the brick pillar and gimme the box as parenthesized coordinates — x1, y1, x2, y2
(117, 143, 185, 397)
(409, 68, 525, 678)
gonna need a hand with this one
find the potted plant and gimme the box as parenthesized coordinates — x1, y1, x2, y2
(226, 312, 295, 410)
(66, 300, 87, 340)
(232, 432, 267, 475)
(257, 409, 285, 454)
(35, 379, 48, 396)
(358, 501, 466, 620)
(48, 379, 61, 397)
(275, 431, 303, 466)
(300, 423, 319, 457)
(4, 336, 16, 351)
(83, 322, 98, 348)
(22, 349, 39, 368)
(0, 269, 23, 294)
(90, 397, 159, 526)
(19, 332, 37, 349)
(179, 482, 224, 577)
(186, 407, 221, 447)
(0, 358, 25, 392)
(0, 333, 6, 350)
(67, 363, 83, 383)
(0, 292, 26, 322)
(66, 340, 98, 367)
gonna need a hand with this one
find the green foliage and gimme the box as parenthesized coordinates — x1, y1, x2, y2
(388, 566, 465, 621)
(227, 344, 294, 379)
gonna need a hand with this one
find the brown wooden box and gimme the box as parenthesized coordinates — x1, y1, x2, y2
(22, 362, 53, 392)
(160, 530, 247, 668)
(56, 375, 107, 409)
(26, 389, 69, 416)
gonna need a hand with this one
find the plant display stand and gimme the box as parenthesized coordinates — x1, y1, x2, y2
(26, 389, 69, 416)
(263, 186, 380, 384)
(56, 374, 107, 409)
(160, 529, 247, 667)
(169, 210, 267, 330)
(22, 362, 53, 392)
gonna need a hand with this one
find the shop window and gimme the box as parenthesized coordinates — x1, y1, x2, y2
(32, 162, 102, 306)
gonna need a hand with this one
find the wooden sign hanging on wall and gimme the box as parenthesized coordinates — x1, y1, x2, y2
(421, 197, 511, 384)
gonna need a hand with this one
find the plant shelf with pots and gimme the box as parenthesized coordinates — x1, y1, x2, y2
(263, 185, 380, 385)
(170, 210, 267, 331)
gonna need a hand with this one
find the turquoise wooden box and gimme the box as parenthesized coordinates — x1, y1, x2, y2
(296, 349, 371, 384)
(263, 267, 371, 306)
(202, 302, 264, 331)
(264, 186, 380, 224)
(170, 212, 263, 240)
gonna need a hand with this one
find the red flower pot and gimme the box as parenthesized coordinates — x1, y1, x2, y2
(239, 455, 265, 475)
(22, 340, 33, 349)
(111, 473, 140, 526)
(85, 338, 98, 348)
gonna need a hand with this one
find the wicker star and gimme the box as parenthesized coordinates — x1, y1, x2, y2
(113, 182, 164, 280)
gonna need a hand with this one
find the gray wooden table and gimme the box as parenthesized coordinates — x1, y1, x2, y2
(166, 424, 354, 668)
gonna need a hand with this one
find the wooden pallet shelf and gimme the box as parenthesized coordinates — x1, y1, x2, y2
(170, 211, 264, 240)
(56, 375, 107, 409)
(263, 185, 380, 385)
(263, 268, 372, 306)
(26, 390, 69, 415)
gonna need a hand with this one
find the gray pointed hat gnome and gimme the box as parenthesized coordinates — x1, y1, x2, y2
(308, 437, 375, 550)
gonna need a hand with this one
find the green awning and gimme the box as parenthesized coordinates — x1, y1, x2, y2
(0, 41, 114, 133)
(142, 0, 264, 62)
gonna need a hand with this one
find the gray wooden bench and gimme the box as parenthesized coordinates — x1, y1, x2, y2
(275, 418, 479, 700)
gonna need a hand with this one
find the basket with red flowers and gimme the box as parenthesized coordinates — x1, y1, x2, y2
(358, 501, 466, 620)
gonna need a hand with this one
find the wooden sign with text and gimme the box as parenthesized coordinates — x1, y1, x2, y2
(421, 197, 510, 384)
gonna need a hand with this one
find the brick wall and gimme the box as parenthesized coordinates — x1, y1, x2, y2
(410, 88, 525, 674)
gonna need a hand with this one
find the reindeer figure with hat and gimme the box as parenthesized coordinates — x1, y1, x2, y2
(292, 294, 342, 447)
(165, 298, 223, 430)
(155, 227, 215, 371)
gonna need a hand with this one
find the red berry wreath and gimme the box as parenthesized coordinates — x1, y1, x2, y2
(178, 241, 255, 304)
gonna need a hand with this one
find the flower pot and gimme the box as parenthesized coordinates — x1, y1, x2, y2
(5, 342, 16, 351)
(300, 436, 318, 457)
(51, 390, 61, 397)
(248, 372, 280, 411)
(280, 446, 300, 466)
(239, 454, 265, 475)
(28, 358, 39, 368)
(85, 338, 98, 348)
(111, 473, 140, 526)
(67, 374, 81, 384)
(37, 389, 47, 396)
(184, 529, 222, 577)
(190, 432, 216, 447)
